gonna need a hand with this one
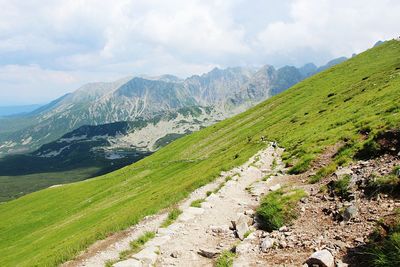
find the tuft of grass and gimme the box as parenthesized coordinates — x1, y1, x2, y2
(160, 208, 182, 228)
(213, 182, 226, 194)
(262, 174, 273, 181)
(365, 173, 400, 197)
(393, 166, 400, 177)
(225, 176, 232, 182)
(369, 232, 400, 267)
(309, 162, 337, 184)
(243, 230, 252, 238)
(271, 158, 277, 169)
(331, 175, 351, 198)
(190, 199, 205, 208)
(367, 212, 400, 267)
(206, 191, 213, 197)
(108, 231, 155, 265)
(215, 250, 236, 267)
(256, 189, 307, 231)
(129, 231, 155, 254)
(288, 156, 314, 174)
(105, 260, 116, 267)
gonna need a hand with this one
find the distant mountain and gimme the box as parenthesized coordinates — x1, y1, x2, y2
(0, 104, 42, 117)
(0, 59, 346, 158)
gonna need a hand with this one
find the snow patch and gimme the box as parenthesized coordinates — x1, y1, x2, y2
(39, 145, 70, 158)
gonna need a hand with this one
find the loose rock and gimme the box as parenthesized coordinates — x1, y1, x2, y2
(305, 249, 334, 267)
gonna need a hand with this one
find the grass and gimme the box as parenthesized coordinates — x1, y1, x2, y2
(309, 162, 337, 184)
(331, 175, 351, 198)
(256, 189, 307, 231)
(369, 232, 400, 267)
(215, 250, 236, 267)
(128, 231, 155, 255)
(0, 41, 399, 266)
(271, 158, 278, 169)
(160, 208, 182, 228)
(243, 230, 252, 238)
(365, 211, 400, 267)
(365, 168, 400, 196)
(190, 198, 205, 208)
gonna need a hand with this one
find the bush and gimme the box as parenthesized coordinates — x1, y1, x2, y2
(256, 189, 306, 231)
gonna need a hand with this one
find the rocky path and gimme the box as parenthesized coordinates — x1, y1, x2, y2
(64, 143, 283, 267)
(113, 145, 284, 267)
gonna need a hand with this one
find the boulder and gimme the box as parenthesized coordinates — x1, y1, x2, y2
(232, 214, 249, 240)
(342, 204, 357, 222)
(235, 242, 252, 256)
(260, 237, 275, 252)
(305, 249, 334, 267)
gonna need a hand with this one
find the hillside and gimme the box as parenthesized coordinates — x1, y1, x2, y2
(0, 41, 398, 266)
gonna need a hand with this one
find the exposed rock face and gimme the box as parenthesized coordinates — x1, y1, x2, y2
(305, 250, 335, 267)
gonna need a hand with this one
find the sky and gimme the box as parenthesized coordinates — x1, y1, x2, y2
(0, 0, 399, 105)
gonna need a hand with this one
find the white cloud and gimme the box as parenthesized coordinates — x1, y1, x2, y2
(256, 0, 400, 64)
(0, 64, 79, 104)
(0, 0, 399, 104)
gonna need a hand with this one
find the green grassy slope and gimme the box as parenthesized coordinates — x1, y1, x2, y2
(1, 41, 399, 266)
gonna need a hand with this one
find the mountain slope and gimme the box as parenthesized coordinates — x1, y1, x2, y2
(1, 41, 398, 266)
(0, 61, 340, 157)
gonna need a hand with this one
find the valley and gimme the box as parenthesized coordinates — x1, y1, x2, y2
(0, 60, 345, 202)
(0, 40, 398, 267)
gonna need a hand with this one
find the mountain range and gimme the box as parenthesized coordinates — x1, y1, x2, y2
(0, 58, 347, 201)
(0, 58, 346, 158)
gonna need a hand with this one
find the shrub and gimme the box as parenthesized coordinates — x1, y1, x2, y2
(256, 189, 306, 231)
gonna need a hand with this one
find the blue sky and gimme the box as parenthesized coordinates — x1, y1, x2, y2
(0, 0, 399, 105)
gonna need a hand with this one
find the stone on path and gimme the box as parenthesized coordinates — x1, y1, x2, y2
(342, 204, 357, 222)
(269, 184, 281, 192)
(305, 249, 334, 267)
(260, 237, 275, 252)
(197, 248, 220, 258)
(232, 214, 249, 240)
(133, 247, 159, 265)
